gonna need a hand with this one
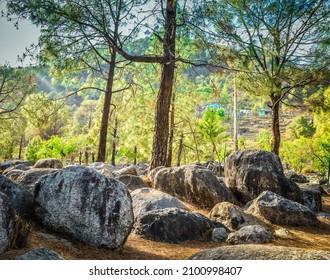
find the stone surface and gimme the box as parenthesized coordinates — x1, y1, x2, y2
(209, 202, 264, 231)
(224, 150, 302, 204)
(34, 166, 134, 250)
(134, 207, 216, 243)
(0, 160, 30, 174)
(211, 227, 228, 242)
(285, 171, 309, 183)
(187, 245, 330, 260)
(3, 163, 31, 176)
(16, 168, 58, 193)
(246, 191, 319, 227)
(118, 175, 148, 191)
(300, 183, 328, 196)
(131, 188, 189, 219)
(226, 225, 274, 245)
(114, 165, 138, 177)
(2, 169, 25, 181)
(34, 158, 63, 169)
(0, 176, 34, 219)
(15, 248, 63, 260)
(89, 162, 114, 177)
(0, 192, 14, 255)
(275, 228, 293, 236)
(319, 177, 328, 185)
(317, 212, 330, 222)
(152, 164, 237, 209)
(300, 187, 322, 212)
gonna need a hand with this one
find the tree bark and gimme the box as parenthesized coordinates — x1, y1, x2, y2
(176, 132, 184, 166)
(97, 48, 117, 163)
(111, 117, 118, 166)
(270, 95, 281, 155)
(150, 0, 177, 170)
(166, 89, 176, 166)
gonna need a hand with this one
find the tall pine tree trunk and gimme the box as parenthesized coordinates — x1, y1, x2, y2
(270, 94, 281, 155)
(150, 0, 177, 170)
(97, 48, 116, 162)
(166, 89, 175, 166)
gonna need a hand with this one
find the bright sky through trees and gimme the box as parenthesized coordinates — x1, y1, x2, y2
(0, 1, 39, 66)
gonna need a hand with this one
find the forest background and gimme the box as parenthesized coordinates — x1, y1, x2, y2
(1, 0, 330, 176)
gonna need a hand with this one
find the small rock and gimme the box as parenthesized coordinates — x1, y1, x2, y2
(226, 225, 274, 245)
(34, 158, 63, 169)
(211, 227, 228, 242)
(275, 228, 293, 236)
(286, 171, 309, 183)
(300, 187, 322, 212)
(118, 175, 148, 191)
(15, 248, 63, 260)
(209, 202, 265, 231)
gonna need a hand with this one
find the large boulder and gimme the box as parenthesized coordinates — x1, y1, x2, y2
(0, 176, 34, 219)
(3, 169, 25, 181)
(34, 158, 63, 169)
(151, 164, 237, 209)
(16, 168, 58, 193)
(131, 188, 189, 219)
(246, 191, 319, 227)
(134, 207, 216, 243)
(224, 150, 302, 204)
(15, 248, 63, 260)
(209, 202, 265, 231)
(118, 175, 148, 191)
(0, 160, 30, 174)
(226, 225, 274, 245)
(0, 192, 15, 255)
(34, 166, 134, 250)
(187, 244, 330, 260)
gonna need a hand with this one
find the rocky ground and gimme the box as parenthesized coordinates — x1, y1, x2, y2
(1, 152, 330, 260)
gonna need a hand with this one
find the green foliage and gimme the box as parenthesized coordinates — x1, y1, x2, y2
(256, 129, 271, 151)
(281, 138, 314, 173)
(25, 135, 81, 162)
(25, 136, 43, 162)
(286, 115, 315, 140)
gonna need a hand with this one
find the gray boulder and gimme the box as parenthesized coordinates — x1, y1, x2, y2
(300, 187, 322, 212)
(118, 175, 148, 191)
(226, 225, 274, 245)
(34, 166, 134, 250)
(3, 169, 25, 181)
(114, 165, 138, 177)
(0, 160, 31, 174)
(16, 168, 58, 193)
(225, 150, 302, 204)
(3, 163, 32, 175)
(209, 202, 265, 231)
(187, 244, 330, 260)
(246, 191, 319, 227)
(211, 227, 228, 242)
(15, 248, 63, 260)
(286, 171, 309, 183)
(0, 176, 34, 219)
(152, 164, 237, 209)
(131, 188, 189, 219)
(0, 192, 14, 255)
(134, 208, 216, 243)
(34, 158, 63, 169)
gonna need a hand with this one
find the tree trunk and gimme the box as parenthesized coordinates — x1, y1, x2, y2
(271, 95, 281, 155)
(150, 0, 177, 170)
(166, 89, 176, 166)
(97, 48, 117, 163)
(111, 117, 118, 166)
(176, 132, 184, 166)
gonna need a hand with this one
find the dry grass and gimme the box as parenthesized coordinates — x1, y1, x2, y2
(2, 196, 330, 260)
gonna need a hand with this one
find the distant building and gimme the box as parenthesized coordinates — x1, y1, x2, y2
(196, 103, 226, 117)
(258, 109, 272, 116)
(238, 109, 253, 118)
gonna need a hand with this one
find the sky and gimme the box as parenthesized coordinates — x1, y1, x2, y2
(0, 1, 40, 67)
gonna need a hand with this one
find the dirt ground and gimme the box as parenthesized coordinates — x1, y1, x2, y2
(2, 196, 330, 260)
